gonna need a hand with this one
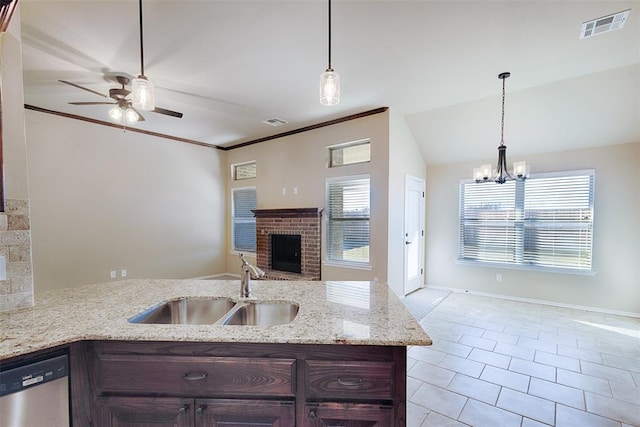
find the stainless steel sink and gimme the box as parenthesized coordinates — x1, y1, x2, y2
(129, 297, 236, 324)
(219, 302, 299, 326)
(129, 298, 298, 327)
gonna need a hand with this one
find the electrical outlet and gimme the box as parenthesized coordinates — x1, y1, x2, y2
(110, 271, 117, 279)
(121, 269, 127, 278)
(496, 273, 503, 282)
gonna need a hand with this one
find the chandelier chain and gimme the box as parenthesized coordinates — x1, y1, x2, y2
(500, 75, 505, 145)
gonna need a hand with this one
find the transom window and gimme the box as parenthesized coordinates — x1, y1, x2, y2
(327, 140, 371, 168)
(232, 161, 256, 181)
(459, 170, 595, 272)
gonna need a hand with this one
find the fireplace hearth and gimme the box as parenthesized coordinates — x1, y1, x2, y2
(253, 208, 322, 280)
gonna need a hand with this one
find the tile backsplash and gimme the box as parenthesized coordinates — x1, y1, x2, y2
(0, 199, 34, 312)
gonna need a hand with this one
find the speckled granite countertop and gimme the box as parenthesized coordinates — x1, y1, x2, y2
(0, 279, 432, 359)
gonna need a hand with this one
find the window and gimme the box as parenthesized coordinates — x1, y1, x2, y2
(459, 170, 594, 272)
(232, 187, 256, 252)
(326, 176, 370, 265)
(232, 161, 256, 181)
(328, 140, 371, 167)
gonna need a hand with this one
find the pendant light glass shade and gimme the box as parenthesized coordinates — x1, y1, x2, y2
(132, 75, 155, 111)
(320, 69, 340, 106)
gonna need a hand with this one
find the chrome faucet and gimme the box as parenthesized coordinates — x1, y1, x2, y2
(239, 254, 265, 298)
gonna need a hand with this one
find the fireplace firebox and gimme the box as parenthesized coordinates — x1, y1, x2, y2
(271, 234, 301, 273)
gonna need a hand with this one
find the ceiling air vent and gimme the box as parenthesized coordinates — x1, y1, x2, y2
(262, 117, 288, 127)
(580, 9, 630, 39)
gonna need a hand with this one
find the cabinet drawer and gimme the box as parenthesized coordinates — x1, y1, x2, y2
(305, 360, 394, 400)
(95, 354, 295, 397)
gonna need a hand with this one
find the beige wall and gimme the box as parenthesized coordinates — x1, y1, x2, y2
(25, 112, 227, 293)
(387, 110, 426, 296)
(225, 111, 390, 283)
(426, 141, 640, 315)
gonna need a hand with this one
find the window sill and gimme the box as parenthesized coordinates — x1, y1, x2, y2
(323, 260, 372, 271)
(456, 259, 596, 276)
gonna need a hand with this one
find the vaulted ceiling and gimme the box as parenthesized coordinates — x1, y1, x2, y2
(19, 0, 640, 164)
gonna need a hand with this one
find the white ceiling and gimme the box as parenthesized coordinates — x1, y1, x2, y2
(18, 0, 640, 164)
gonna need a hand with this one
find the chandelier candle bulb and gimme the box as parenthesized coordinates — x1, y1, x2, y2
(513, 161, 528, 178)
(481, 164, 493, 180)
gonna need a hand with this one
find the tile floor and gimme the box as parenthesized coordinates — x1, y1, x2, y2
(407, 292, 640, 426)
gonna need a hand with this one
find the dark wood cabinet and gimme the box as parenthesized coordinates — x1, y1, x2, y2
(304, 402, 393, 426)
(96, 396, 194, 427)
(96, 397, 294, 427)
(71, 341, 407, 426)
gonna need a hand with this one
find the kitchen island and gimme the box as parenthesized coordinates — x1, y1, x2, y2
(0, 279, 431, 426)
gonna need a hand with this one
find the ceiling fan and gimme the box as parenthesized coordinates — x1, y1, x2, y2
(59, 0, 181, 125)
(59, 76, 183, 124)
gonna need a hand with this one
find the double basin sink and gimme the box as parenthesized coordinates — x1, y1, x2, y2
(128, 297, 298, 327)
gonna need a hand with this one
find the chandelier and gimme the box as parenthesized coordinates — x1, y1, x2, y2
(474, 72, 528, 184)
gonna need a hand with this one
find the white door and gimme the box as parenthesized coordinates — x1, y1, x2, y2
(404, 175, 425, 295)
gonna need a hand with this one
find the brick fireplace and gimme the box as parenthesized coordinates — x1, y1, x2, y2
(254, 208, 322, 280)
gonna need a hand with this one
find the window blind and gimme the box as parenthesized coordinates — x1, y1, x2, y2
(327, 177, 370, 263)
(459, 171, 594, 271)
(232, 187, 256, 252)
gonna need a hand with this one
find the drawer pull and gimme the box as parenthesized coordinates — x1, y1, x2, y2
(337, 377, 364, 387)
(183, 372, 208, 381)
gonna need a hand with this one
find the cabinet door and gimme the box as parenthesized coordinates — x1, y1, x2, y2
(96, 396, 194, 427)
(195, 398, 294, 427)
(304, 402, 393, 427)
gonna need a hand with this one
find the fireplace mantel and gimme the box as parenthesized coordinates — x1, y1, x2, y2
(252, 208, 323, 218)
(254, 208, 323, 280)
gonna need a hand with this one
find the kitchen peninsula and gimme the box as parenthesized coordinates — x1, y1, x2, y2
(0, 279, 431, 426)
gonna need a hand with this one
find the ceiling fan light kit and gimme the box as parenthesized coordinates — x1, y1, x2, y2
(473, 72, 529, 184)
(319, 0, 340, 106)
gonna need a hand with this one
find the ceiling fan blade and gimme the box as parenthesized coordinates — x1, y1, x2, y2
(69, 101, 116, 105)
(59, 80, 108, 98)
(152, 106, 183, 118)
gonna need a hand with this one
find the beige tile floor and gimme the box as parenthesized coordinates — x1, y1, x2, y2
(407, 292, 640, 427)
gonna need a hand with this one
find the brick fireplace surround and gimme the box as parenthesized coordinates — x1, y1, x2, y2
(254, 208, 322, 280)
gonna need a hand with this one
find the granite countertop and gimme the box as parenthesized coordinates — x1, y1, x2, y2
(0, 279, 432, 359)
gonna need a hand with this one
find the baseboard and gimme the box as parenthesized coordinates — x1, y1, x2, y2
(426, 285, 640, 319)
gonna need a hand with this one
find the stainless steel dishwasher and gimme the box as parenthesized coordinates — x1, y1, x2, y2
(0, 352, 70, 426)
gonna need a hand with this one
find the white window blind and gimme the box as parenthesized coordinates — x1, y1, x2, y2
(232, 187, 256, 252)
(459, 171, 594, 271)
(326, 177, 370, 264)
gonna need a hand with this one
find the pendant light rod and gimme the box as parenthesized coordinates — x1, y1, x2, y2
(138, 0, 145, 77)
(327, 0, 332, 71)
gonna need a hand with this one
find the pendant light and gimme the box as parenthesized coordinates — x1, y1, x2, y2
(131, 0, 155, 111)
(474, 72, 528, 184)
(319, 0, 340, 106)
